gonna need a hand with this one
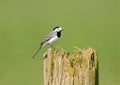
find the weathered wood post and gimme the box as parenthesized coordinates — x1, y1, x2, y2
(43, 47, 98, 85)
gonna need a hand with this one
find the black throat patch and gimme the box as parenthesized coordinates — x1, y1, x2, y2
(57, 31, 61, 38)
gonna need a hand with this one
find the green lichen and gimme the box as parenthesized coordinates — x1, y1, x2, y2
(70, 49, 82, 65)
(50, 49, 55, 76)
(69, 66, 75, 77)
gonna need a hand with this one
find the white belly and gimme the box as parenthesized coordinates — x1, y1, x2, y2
(47, 36, 58, 45)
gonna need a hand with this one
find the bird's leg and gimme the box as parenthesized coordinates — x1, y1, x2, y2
(48, 44, 55, 48)
(49, 44, 54, 48)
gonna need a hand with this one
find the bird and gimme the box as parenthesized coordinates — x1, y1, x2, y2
(32, 26, 63, 59)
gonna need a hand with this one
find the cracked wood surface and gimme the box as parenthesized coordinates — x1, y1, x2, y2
(44, 47, 98, 85)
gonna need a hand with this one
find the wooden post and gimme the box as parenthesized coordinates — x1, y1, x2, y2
(43, 47, 98, 85)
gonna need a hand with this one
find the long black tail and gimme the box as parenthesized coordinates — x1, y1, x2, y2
(32, 45, 42, 59)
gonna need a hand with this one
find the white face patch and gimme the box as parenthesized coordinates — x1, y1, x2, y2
(55, 27, 62, 32)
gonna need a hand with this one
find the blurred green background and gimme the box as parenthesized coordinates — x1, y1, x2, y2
(0, 0, 120, 85)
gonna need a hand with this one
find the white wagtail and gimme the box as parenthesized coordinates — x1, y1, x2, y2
(32, 26, 63, 59)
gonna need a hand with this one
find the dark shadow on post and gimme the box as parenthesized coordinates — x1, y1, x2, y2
(95, 61, 99, 85)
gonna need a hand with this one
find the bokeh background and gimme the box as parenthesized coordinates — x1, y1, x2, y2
(0, 0, 120, 85)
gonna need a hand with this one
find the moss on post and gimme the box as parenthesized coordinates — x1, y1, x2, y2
(43, 47, 98, 85)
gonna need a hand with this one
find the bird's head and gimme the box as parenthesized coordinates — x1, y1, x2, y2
(53, 26, 63, 32)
